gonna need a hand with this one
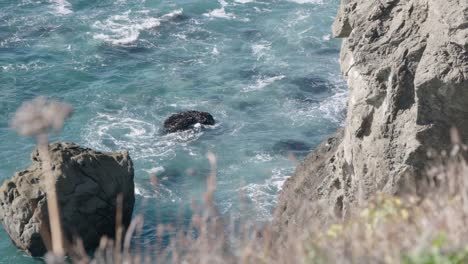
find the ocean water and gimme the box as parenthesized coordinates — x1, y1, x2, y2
(0, 0, 345, 262)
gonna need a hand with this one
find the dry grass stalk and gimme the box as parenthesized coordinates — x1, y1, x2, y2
(11, 97, 73, 258)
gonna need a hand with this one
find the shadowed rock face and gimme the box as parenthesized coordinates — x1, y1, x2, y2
(0, 142, 135, 257)
(163, 111, 215, 133)
(275, 0, 468, 232)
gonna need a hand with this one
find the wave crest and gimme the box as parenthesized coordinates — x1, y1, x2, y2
(92, 9, 183, 46)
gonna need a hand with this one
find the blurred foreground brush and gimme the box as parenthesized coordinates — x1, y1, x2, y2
(10, 96, 73, 259)
(11, 96, 73, 137)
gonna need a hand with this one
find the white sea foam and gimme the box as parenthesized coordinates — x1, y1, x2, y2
(146, 166, 165, 175)
(82, 111, 204, 162)
(229, 122, 245, 135)
(0, 35, 23, 48)
(93, 9, 183, 46)
(254, 152, 273, 162)
(93, 11, 160, 45)
(322, 34, 331, 41)
(204, 7, 234, 19)
(49, 0, 73, 15)
(135, 182, 180, 201)
(0, 61, 47, 72)
(240, 168, 289, 220)
(251, 42, 271, 61)
(318, 86, 348, 124)
(253, 7, 272, 13)
(243, 75, 285, 92)
(161, 9, 183, 20)
(281, 75, 348, 126)
(316, 73, 348, 124)
(203, 0, 236, 20)
(134, 185, 155, 198)
(212, 46, 220, 56)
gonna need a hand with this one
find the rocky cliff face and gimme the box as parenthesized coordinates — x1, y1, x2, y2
(0, 142, 135, 256)
(275, 0, 468, 230)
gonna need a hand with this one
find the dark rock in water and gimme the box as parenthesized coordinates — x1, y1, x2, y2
(238, 68, 259, 79)
(163, 111, 215, 133)
(314, 48, 341, 55)
(186, 30, 211, 41)
(120, 46, 150, 53)
(272, 140, 311, 155)
(292, 77, 331, 94)
(0, 142, 135, 257)
(167, 13, 189, 22)
(291, 94, 321, 105)
(241, 29, 262, 39)
(236, 101, 259, 111)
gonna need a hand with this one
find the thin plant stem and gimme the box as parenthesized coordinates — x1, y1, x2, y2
(37, 134, 65, 257)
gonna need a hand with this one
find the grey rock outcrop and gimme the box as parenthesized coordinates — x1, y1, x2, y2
(0, 142, 135, 256)
(275, 0, 468, 231)
(163, 111, 215, 133)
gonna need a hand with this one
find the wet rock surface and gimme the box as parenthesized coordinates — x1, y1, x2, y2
(163, 111, 215, 133)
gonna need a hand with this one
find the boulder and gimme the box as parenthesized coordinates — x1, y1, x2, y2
(0, 142, 135, 257)
(275, 0, 468, 231)
(163, 111, 215, 133)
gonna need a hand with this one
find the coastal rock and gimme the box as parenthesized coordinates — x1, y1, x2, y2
(0, 142, 135, 257)
(163, 111, 215, 133)
(275, 0, 468, 231)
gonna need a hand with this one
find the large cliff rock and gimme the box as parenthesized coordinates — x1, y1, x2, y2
(275, 0, 468, 230)
(0, 142, 135, 256)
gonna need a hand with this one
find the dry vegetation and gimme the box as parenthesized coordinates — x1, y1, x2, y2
(10, 98, 468, 264)
(72, 137, 468, 264)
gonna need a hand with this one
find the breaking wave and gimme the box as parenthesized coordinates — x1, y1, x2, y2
(92, 9, 183, 45)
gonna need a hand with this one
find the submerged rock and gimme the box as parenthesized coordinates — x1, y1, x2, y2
(272, 140, 311, 156)
(0, 142, 135, 257)
(236, 101, 259, 111)
(291, 76, 331, 94)
(163, 111, 215, 133)
(275, 0, 468, 232)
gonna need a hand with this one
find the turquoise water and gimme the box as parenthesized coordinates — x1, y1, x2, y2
(0, 0, 345, 262)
